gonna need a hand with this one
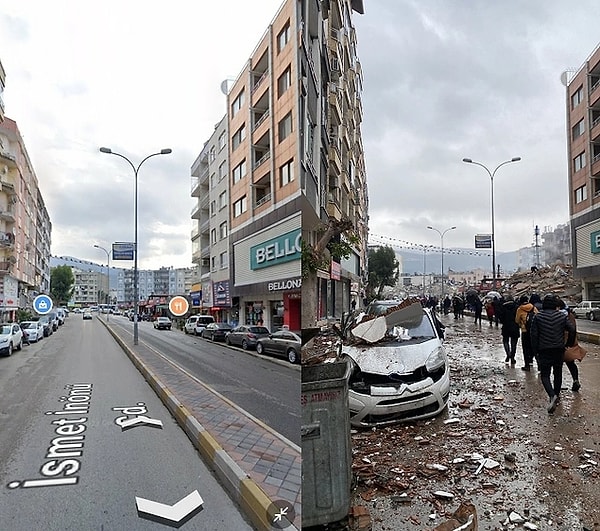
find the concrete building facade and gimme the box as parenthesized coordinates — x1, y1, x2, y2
(566, 43, 600, 299)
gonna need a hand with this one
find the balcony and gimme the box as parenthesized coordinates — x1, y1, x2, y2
(190, 203, 201, 219)
(0, 207, 15, 222)
(0, 261, 12, 274)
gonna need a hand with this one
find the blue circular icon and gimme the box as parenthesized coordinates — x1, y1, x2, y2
(33, 294, 53, 315)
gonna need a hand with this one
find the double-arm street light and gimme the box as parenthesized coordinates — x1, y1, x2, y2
(93, 244, 110, 322)
(99, 147, 172, 345)
(462, 157, 521, 287)
(427, 226, 456, 301)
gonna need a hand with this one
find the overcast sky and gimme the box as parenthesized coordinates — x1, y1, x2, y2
(1, 1, 599, 270)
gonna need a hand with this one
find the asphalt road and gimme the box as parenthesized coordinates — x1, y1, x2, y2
(0, 317, 254, 530)
(108, 316, 301, 445)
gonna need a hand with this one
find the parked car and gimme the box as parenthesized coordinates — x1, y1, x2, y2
(0, 323, 23, 356)
(82, 310, 93, 320)
(341, 300, 450, 428)
(226, 325, 270, 350)
(37, 315, 54, 336)
(202, 322, 233, 341)
(47, 311, 59, 331)
(153, 316, 172, 330)
(55, 308, 66, 325)
(20, 321, 44, 342)
(256, 330, 301, 364)
(572, 301, 600, 320)
(194, 315, 215, 336)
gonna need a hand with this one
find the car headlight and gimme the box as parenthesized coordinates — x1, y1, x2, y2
(425, 346, 446, 372)
(0, 338, 8, 345)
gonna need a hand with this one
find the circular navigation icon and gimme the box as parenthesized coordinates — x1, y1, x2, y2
(169, 296, 189, 317)
(267, 500, 296, 529)
(33, 294, 53, 315)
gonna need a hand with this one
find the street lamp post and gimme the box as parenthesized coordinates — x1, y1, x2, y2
(94, 244, 110, 322)
(462, 157, 521, 288)
(99, 147, 172, 345)
(427, 226, 456, 301)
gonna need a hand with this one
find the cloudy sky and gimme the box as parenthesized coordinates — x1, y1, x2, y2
(1, 1, 599, 271)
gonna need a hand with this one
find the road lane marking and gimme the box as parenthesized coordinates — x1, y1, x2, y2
(136, 490, 204, 525)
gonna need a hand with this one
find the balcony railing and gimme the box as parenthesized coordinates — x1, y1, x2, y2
(253, 151, 271, 170)
(255, 192, 271, 208)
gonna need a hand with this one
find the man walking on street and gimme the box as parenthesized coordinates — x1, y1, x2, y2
(530, 294, 576, 414)
(515, 295, 537, 371)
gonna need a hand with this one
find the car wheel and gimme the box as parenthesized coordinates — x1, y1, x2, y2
(256, 343, 264, 355)
(287, 349, 299, 364)
(589, 312, 596, 321)
(6, 344, 12, 357)
(241, 339, 248, 350)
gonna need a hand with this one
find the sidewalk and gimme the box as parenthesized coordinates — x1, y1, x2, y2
(102, 320, 301, 531)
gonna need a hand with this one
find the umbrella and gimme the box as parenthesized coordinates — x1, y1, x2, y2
(485, 291, 501, 300)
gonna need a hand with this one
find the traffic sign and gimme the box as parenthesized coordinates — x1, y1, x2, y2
(33, 294, 53, 315)
(169, 296, 189, 317)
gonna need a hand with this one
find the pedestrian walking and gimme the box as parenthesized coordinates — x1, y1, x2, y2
(558, 300, 582, 392)
(473, 296, 483, 326)
(443, 295, 451, 315)
(515, 295, 537, 371)
(530, 294, 576, 414)
(492, 296, 504, 327)
(500, 295, 520, 364)
(484, 299, 495, 326)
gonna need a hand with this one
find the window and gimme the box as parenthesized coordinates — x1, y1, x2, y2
(278, 112, 293, 142)
(218, 131, 226, 151)
(575, 184, 587, 203)
(231, 89, 245, 116)
(574, 152, 586, 172)
(571, 86, 583, 109)
(572, 118, 585, 140)
(277, 21, 290, 53)
(280, 159, 294, 186)
(218, 161, 226, 180)
(210, 173, 216, 189)
(211, 229, 217, 244)
(211, 256, 216, 272)
(232, 124, 246, 150)
(210, 200, 216, 216)
(220, 251, 228, 269)
(233, 196, 247, 217)
(209, 146, 216, 162)
(219, 222, 228, 239)
(278, 67, 291, 98)
(232, 160, 247, 184)
(219, 190, 227, 209)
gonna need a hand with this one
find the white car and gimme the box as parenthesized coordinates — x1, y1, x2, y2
(341, 300, 450, 428)
(20, 321, 44, 342)
(0, 323, 24, 356)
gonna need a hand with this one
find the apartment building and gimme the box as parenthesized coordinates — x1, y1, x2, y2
(0, 117, 52, 320)
(190, 0, 368, 331)
(0, 59, 5, 123)
(566, 43, 600, 298)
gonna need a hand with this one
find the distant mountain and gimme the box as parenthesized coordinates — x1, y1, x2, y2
(51, 255, 122, 283)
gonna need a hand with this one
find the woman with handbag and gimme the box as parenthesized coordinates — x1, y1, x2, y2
(560, 301, 586, 392)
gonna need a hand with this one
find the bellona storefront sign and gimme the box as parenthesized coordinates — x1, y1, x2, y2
(250, 229, 301, 270)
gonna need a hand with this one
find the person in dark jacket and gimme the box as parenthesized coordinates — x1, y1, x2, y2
(473, 296, 483, 326)
(500, 295, 520, 364)
(530, 294, 576, 413)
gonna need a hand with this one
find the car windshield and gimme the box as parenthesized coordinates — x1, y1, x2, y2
(23, 323, 36, 329)
(1, 325, 12, 334)
(364, 302, 436, 341)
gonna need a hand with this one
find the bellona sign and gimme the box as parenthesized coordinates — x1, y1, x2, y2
(250, 229, 301, 270)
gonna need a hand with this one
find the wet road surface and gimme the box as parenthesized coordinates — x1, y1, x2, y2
(350, 314, 600, 530)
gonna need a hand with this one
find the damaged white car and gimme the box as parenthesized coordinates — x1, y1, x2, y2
(340, 299, 450, 428)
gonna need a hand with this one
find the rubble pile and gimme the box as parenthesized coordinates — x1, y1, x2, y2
(504, 264, 582, 303)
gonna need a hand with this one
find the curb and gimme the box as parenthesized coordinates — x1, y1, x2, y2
(102, 320, 293, 531)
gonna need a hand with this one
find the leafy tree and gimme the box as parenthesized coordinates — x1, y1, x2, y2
(367, 245, 399, 300)
(50, 265, 75, 305)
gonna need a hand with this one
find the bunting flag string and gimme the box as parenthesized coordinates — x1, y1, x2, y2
(368, 234, 493, 258)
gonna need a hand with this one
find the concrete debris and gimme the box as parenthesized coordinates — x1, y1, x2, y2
(433, 490, 455, 500)
(431, 501, 478, 531)
(427, 463, 449, 472)
(523, 523, 538, 530)
(504, 264, 582, 303)
(444, 418, 461, 425)
(508, 511, 525, 523)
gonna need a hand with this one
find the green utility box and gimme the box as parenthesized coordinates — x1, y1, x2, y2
(301, 360, 352, 528)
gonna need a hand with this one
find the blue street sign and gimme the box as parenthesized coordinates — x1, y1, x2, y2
(33, 294, 53, 315)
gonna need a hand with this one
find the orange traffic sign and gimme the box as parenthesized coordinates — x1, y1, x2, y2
(169, 296, 189, 316)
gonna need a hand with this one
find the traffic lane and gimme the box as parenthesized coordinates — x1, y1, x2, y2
(0, 316, 253, 531)
(112, 318, 300, 445)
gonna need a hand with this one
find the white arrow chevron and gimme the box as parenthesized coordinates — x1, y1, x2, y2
(136, 490, 204, 524)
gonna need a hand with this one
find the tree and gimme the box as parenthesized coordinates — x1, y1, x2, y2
(367, 246, 399, 301)
(50, 265, 75, 305)
(302, 216, 359, 330)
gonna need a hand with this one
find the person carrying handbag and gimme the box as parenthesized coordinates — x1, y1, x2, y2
(559, 300, 585, 392)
